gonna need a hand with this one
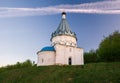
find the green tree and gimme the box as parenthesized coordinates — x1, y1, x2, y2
(22, 59, 33, 67)
(84, 49, 100, 63)
(97, 31, 120, 62)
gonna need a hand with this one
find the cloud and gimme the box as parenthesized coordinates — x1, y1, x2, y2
(0, 0, 120, 18)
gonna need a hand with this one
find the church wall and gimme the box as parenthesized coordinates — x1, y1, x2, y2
(55, 44, 84, 65)
(37, 51, 55, 66)
(73, 48, 84, 65)
(55, 44, 65, 65)
(52, 35, 77, 47)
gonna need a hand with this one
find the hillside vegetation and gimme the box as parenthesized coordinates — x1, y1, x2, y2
(84, 31, 120, 63)
(0, 62, 120, 83)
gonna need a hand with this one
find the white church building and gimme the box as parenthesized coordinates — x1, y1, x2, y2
(37, 12, 84, 66)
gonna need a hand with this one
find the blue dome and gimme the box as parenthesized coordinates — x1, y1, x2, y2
(40, 46, 55, 52)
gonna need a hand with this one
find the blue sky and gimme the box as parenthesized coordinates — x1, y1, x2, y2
(0, 0, 120, 67)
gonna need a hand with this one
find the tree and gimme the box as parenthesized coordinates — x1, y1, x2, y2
(84, 49, 100, 63)
(97, 31, 120, 62)
(22, 59, 33, 67)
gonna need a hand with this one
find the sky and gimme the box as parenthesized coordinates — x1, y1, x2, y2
(0, 0, 120, 67)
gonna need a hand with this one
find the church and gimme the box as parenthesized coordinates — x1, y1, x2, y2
(37, 12, 84, 66)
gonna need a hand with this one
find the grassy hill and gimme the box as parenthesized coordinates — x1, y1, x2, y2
(0, 62, 120, 83)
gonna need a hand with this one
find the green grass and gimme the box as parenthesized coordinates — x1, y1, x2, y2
(0, 62, 120, 83)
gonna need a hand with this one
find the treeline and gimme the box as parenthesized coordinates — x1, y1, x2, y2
(1, 60, 35, 69)
(84, 31, 120, 63)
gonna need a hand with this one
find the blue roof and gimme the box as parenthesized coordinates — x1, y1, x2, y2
(40, 46, 55, 52)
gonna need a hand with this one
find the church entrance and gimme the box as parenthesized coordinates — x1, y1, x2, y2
(68, 57, 72, 65)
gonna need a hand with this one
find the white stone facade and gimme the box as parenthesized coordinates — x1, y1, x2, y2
(55, 44, 84, 65)
(37, 51, 55, 66)
(37, 44, 84, 66)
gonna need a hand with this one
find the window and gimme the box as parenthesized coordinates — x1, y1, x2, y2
(69, 48, 72, 52)
(42, 59, 44, 63)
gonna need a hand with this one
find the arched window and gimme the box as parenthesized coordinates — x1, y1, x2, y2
(68, 57, 72, 65)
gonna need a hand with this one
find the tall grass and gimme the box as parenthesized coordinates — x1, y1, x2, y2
(0, 62, 120, 83)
